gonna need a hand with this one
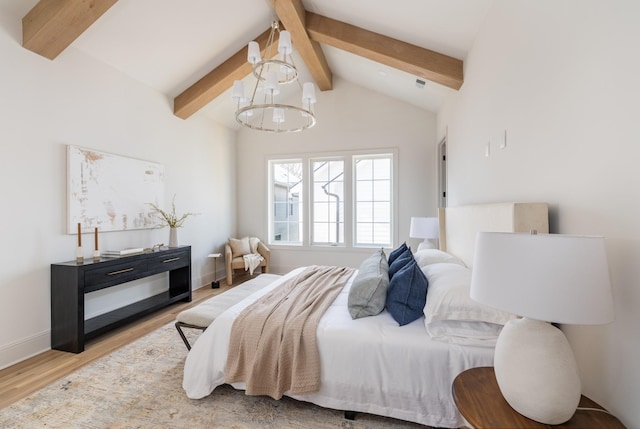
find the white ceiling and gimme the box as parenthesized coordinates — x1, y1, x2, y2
(3, 0, 493, 129)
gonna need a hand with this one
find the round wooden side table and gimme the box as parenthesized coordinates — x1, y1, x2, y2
(452, 367, 626, 428)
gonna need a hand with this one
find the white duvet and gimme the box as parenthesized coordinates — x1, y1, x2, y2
(183, 267, 495, 428)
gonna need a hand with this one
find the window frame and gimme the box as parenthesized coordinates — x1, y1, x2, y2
(352, 153, 394, 248)
(268, 158, 305, 246)
(310, 156, 346, 247)
(267, 148, 398, 250)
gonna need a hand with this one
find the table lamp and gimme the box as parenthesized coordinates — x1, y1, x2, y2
(409, 217, 439, 250)
(470, 232, 614, 425)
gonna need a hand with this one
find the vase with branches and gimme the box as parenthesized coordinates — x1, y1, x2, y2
(148, 195, 195, 247)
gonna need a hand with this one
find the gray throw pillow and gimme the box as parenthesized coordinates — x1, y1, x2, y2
(348, 248, 390, 319)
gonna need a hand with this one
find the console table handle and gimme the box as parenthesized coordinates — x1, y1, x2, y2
(162, 257, 180, 263)
(107, 268, 135, 276)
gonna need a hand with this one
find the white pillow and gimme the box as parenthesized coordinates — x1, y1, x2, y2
(422, 263, 516, 346)
(425, 320, 504, 347)
(413, 249, 465, 268)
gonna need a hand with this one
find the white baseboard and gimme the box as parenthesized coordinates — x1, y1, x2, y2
(0, 330, 50, 371)
(0, 275, 215, 371)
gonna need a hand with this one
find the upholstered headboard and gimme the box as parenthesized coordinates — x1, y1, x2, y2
(438, 202, 549, 267)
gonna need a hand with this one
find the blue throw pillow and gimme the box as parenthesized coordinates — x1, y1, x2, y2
(388, 247, 413, 279)
(386, 259, 429, 326)
(387, 242, 408, 266)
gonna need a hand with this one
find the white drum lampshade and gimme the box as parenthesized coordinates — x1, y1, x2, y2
(409, 217, 439, 250)
(470, 232, 614, 425)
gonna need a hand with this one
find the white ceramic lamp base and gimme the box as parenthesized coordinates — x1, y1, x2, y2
(417, 239, 437, 251)
(494, 318, 581, 425)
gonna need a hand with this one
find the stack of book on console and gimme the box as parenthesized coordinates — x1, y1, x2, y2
(102, 247, 145, 257)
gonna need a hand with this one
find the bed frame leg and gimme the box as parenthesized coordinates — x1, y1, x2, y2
(344, 411, 356, 420)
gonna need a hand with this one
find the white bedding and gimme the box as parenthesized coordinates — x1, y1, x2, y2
(183, 267, 495, 428)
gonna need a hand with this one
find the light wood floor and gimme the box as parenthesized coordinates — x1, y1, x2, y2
(0, 276, 253, 410)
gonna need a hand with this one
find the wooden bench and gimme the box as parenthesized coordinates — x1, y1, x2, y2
(175, 273, 282, 350)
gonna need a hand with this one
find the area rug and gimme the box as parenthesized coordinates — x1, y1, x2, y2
(0, 323, 429, 428)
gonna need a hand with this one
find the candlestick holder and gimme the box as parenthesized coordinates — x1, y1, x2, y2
(76, 222, 83, 263)
(93, 227, 100, 261)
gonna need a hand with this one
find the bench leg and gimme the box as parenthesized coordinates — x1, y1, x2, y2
(175, 322, 192, 350)
(175, 322, 207, 351)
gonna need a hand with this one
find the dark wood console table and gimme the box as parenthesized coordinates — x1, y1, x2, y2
(51, 246, 191, 353)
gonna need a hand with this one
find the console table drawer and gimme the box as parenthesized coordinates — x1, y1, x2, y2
(84, 260, 148, 292)
(148, 252, 189, 272)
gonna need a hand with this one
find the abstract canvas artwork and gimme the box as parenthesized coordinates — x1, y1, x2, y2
(67, 145, 164, 234)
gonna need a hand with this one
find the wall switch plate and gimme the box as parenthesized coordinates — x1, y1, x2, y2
(499, 130, 507, 149)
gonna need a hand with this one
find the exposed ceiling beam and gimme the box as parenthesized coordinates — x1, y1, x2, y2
(173, 27, 278, 120)
(273, 0, 332, 91)
(305, 12, 464, 90)
(175, 1, 335, 120)
(22, 0, 118, 60)
(21, 0, 464, 120)
(175, 5, 462, 119)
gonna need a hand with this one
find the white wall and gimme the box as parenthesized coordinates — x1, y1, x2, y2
(0, 11, 235, 368)
(438, 1, 640, 425)
(236, 78, 438, 273)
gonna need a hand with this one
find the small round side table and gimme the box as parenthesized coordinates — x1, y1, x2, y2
(452, 367, 626, 429)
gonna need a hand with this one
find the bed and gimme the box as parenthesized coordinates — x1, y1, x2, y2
(183, 202, 549, 428)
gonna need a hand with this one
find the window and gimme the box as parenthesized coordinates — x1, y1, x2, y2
(269, 160, 303, 244)
(311, 159, 344, 245)
(354, 155, 392, 247)
(268, 151, 395, 248)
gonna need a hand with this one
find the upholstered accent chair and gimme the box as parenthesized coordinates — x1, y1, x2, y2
(225, 237, 270, 285)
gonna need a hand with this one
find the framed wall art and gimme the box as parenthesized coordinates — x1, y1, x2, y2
(67, 145, 164, 234)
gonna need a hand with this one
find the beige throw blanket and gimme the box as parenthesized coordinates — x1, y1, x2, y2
(224, 265, 356, 399)
(242, 253, 263, 275)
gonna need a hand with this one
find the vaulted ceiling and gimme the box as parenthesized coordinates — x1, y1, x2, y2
(12, 0, 493, 129)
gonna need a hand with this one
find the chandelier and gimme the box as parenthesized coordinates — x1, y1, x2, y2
(232, 21, 317, 133)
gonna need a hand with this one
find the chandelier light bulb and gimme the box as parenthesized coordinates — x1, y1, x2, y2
(239, 99, 253, 117)
(273, 108, 285, 123)
(232, 80, 245, 102)
(278, 30, 292, 58)
(302, 82, 317, 104)
(247, 41, 261, 65)
(265, 71, 280, 96)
